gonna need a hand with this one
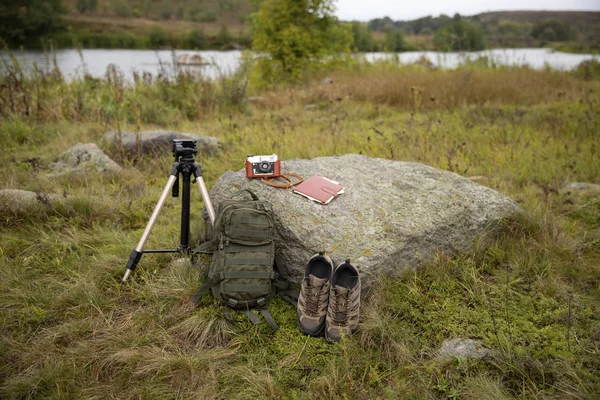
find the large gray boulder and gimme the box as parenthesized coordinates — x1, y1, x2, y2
(207, 154, 520, 282)
(50, 143, 122, 174)
(103, 130, 221, 155)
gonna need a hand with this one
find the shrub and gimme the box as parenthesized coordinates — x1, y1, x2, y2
(77, 0, 88, 14)
(159, 0, 172, 20)
(112, 0, 131, 17)
(188, 29, 206, 50)
(215, 24, 232, 48)
(149, 26, 167, 48)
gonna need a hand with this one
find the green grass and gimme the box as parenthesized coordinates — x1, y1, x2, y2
(0, 59, 599, 398)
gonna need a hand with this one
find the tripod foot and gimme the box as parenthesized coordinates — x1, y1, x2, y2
(122, 250, 143, 282)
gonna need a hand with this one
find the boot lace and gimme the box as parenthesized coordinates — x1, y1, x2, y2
(304, 281, 326, 316)
(330, 289, 350, 325)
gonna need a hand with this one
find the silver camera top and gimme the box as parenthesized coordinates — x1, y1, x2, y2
(246, 154, 278, 163)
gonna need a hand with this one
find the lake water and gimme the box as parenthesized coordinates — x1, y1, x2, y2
(2, 48, 597, 80)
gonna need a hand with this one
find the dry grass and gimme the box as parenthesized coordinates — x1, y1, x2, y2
(260, 65, 590, 111)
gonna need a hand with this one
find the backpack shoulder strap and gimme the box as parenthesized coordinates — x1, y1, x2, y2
(191, 277, 216, 303)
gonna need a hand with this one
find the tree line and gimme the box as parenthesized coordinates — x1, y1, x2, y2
(0, 0, 580, 51)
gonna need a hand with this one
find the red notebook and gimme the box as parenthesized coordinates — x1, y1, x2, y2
(293, 175, 344, 205)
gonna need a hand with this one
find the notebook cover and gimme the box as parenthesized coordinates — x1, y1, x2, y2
(293, 175, 344, 205)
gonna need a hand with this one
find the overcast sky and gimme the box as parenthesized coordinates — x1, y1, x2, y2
(335, 0, 600, 21)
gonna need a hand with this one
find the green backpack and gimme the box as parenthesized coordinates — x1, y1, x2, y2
(192, 189, 297, 330)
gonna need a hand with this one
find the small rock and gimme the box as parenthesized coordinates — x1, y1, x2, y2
(176, 54, 208, 66)
(103, 130, 221, 156)
(50, 143, 122, 174)
(468, 176, 489, 184)
(321, 77, 333, 85)
(562, 182, 600, 193)
(169, 258, 192, 268)
(246, 96, 264, 104)
(304, 104, 318, 111)
(439, 338, 495, 360)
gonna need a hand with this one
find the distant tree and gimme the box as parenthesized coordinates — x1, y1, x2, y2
(188, 28, 206, 49)
(532, 19, 575, 42)
(434, 20, 485, 51)
(88, 0, 98, 12)
(368, 16, 394, 32)
(385, 29, 407, 52)
(351, 21, 375, 52)
(77, 0, 88, 13)
(0, 0, 66, 46)
(250, 0, 352, 84)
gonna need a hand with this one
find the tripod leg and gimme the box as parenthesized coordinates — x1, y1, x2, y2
(196, 176, 215, 227)
(122, 174, 178, 282)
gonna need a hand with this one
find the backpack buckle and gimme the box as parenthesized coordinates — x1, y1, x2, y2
(227, 298, 238, 307)
(257, 297, 266, 307)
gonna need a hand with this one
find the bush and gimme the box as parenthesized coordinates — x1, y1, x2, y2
(175, 6, 184, 20)
(200, 11, 218, 22)
(77, 0, 88, 14)
(572, 59, 600, 80)
(215, 24, 232, 48)
(159, 0, 172, 19)
(188, 29, 206, 50)
(149, 27, 167, 48)
(112, 0, 131, 17)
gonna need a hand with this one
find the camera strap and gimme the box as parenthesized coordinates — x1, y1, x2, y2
(261, 173, 304, 189)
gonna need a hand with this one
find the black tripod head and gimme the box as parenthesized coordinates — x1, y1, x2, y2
(172, 139, 198, 162)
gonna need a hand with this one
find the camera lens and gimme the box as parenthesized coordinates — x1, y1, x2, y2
(259, 162, 271, 173)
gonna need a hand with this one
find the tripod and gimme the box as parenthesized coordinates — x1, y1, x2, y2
(122, 139, 216, 283)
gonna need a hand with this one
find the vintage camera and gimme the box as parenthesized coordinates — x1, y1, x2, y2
(245, 154, 281, 178)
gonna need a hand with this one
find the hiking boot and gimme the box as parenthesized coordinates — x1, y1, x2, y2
(325, 260, 360, 343)
(297, 253, 335, 336)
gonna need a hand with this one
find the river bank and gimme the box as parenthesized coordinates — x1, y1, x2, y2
(3, 48, 598, 82)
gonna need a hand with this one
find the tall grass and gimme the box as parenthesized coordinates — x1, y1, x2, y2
(0, 58, 599, 398)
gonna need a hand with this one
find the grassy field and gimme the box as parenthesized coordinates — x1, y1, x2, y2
(0, 59, 599, 399)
